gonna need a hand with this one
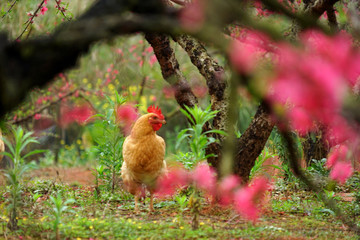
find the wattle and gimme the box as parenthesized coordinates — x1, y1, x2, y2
(151, 123, 162, 131)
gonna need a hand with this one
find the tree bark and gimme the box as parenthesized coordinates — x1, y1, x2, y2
(145, 33, 198, 109)
(173, 35, 228, 170)
(234, 102, 275, 182)
(302, 130, 329, 166)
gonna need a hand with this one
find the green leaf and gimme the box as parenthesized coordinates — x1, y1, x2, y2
(204, 129, 228, 136)
(23, 149, 47, 160)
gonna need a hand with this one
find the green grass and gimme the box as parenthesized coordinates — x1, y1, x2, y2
(0, 172, 358, 239)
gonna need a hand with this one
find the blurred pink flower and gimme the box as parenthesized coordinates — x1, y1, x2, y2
(60, 104, 95, 127)
(162, 86, 175, 99)
(179, 0, 205, 32)
(288, 107, 314, 136)
(34, 113, 42, 120)
(116, 104, 138, 135)
(267, 30, 360, 138)
(218, 175, 241, 206)
(145, 47, 153, 53)
(155, 168, 189, 198)
(330, 161, 353, 184)
(326, 144, 348, 169)
(233, 177, 270, 222)
(192, 162, 217, 195)
(193, 85, 208, 98)
(229, 39, 259, 75)
(40, 6, 48, 15)
(149, 55, 157, 67)
(229, 30, 270, 75)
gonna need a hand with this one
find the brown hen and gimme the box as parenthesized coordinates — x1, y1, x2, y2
(121, 106, 167, 213)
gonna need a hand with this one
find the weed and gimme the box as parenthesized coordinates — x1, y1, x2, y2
(48, 194, 75, 240)
(90, 92, 126, 193)
(1, 126, 45, 230)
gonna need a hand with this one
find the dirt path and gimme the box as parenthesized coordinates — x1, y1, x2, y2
(26, 166, 95, 186)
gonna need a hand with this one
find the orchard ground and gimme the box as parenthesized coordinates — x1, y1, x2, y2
(0, 164, 357, 239)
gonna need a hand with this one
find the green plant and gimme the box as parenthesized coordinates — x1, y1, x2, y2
(0, 126, 45, 230)
(48, 194, 75, 240)
(174, 194, 188, 225)
(249, 147, 280, 180)
(307, 158, 329, 177)
(272, 128, 302, 185)
(176, 105, 226, 230)
(90, 92, 126, 193)
(176, 105, 226, 167)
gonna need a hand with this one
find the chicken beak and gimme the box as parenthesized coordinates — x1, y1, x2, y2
(161, 119, 166, 124)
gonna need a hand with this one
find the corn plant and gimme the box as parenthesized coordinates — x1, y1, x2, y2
(48, 194, 75, 240)
(0, 126, 45, 230)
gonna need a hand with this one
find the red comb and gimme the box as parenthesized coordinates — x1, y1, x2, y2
(147, 105, 164, 120)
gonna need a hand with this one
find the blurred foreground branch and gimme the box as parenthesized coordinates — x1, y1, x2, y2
(0, 0, 177, 119)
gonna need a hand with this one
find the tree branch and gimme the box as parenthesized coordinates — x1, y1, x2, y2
(1, 0, 18, 20)
(0, 0, 178, 119)
(281, 129, 360, 235)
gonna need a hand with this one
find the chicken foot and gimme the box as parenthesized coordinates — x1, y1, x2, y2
(134, 195, 140, 214)
(149, 192, 155, 213)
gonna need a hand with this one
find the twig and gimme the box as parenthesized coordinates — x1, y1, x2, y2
(1, 0, 18, 20)
(9, 87, 85, 124)
(54, 0, 72, 21)
(137, 42, 147, 102)
(280, 128, 360, 235)
(17, 0, 46, 40)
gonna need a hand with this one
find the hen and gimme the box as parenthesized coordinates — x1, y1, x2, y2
(121, 106, 167, 213)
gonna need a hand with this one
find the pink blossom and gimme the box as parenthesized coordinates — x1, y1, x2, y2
(145, 47, 153, 53)
(254, 0, 275, 16)
(267, 31, 360, 138)
(129, 45, 137, 53)
(149, 55, 157, 67)
(34, 113, 42, 120)
(325, 117, 358, 147)
(193, 85, 208, 98)
(229, 31, 270, 75)
(288, 107, 314, 136)
(60, 104, 95, 127)
(330, 161, 353, 184)
(162, 86, 175, 99)
(179, 0, 205, 32)
(150, 96, 157, 102)
(229, 39, 259, 74)
(192, 162, 217, 195)
(155, 168, 189, 198)
(326, 145, 348, 169)
(218, 175, 241, 206)
(233, 177, 270, 222)
(116, 104, 138, 135)
(40, 6, 48, 15)
(116, 48, 124, 56)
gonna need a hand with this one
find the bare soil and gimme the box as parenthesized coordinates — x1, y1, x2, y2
(26, 166, 95, 186)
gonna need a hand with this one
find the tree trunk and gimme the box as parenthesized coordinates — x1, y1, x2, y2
(145, 33, 198, 109)
(302, 130, 329, 166)
(173, 35, 228, 170)
(233, 102, 274, 182)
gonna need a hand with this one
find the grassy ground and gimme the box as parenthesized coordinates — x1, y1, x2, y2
(0, 167, 358, 240)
